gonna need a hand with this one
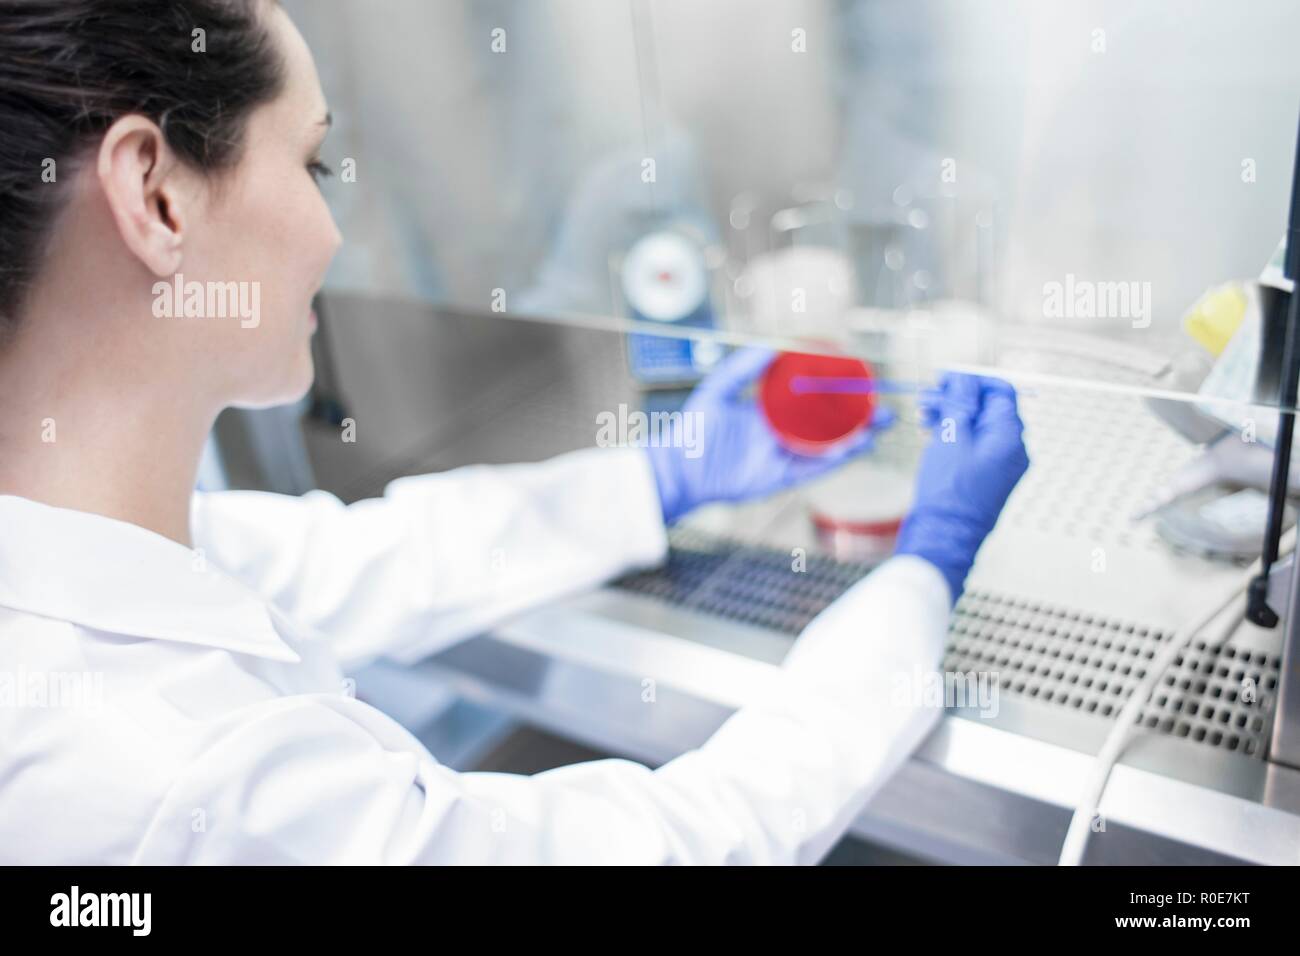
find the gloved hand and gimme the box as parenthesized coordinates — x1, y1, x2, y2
(894, 373, 1030, 605)
(646, 347, 895, 524)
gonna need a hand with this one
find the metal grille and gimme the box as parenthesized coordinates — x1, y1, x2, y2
(948, 587, 1279, 757)
(613, 529, 1281, 757)
(615, 528, 870, 635)
(999, 383, 1201, 554)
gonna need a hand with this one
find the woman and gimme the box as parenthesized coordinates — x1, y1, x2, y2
(0, 0, 1028, 864)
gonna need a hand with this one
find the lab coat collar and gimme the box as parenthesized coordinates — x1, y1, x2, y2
(0, 495, 302, 663)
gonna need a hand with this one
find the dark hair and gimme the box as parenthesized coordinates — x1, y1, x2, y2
(0, 0, 285, 330)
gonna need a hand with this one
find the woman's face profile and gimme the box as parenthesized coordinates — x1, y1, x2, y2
(82, 3, 342, 412)
(184, 5, 342, 408)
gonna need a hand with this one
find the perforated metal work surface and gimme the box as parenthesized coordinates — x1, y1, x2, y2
(613, 528, 1282, 758)
(614, 528, 870, 635)
(997, 382, 1205, 557)
(949, 587, 1280, 757)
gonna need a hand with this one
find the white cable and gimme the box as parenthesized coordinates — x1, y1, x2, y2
(1057, 529, 1295, 866)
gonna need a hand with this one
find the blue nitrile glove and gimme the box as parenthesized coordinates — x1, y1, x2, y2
(646, 347, 895, 525)
(894, 373, 1030, 605)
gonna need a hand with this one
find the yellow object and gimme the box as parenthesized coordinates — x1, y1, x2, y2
(1183, 283, 1247, 357)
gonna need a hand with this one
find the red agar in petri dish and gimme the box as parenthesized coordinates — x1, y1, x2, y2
(759, 351, 876, 456)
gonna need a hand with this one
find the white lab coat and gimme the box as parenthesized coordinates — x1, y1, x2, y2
(0, 446, 950, 864)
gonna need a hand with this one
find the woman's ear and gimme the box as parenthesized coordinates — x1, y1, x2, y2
(96, 115, 187, 277)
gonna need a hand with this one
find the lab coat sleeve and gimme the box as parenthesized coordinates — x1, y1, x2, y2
(136, 556, 951, 865)
(190, 447, 669, 670)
